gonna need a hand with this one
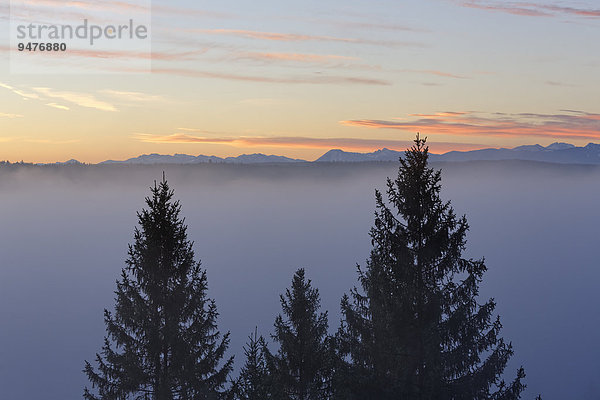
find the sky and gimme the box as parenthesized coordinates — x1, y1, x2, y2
(0, 0, 599, 163)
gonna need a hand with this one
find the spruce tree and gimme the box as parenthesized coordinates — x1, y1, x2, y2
(269, 268, 333, 400)
(232, 328, 271, 400)
(84, 178, 233, 400)
(337, 136, 527, 399)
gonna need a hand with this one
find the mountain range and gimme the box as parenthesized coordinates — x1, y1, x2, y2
(47, 142, 600, 165)
(100, 153, 305, 165)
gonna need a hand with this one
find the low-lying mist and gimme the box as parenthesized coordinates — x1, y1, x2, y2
(0, 161, 598, 399)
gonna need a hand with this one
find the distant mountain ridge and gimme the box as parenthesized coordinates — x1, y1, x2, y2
(100, 153, 305, 165)
(317, 142, 600, 164)
(41, 142, 600, 165)
(315, 148, 401, 162)
(432, 142, 600, 164)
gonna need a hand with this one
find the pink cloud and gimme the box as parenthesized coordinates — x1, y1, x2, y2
(5, 46, 206, 62)
(340, 111, 600, 140)
(66, 48, 206, 61)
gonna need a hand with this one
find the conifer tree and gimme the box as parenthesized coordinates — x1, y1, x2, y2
(269, 268, 333, 400)
(337, 136, 528, 399)
(232, 328, 271, 400)
(84, 178, 233, 400)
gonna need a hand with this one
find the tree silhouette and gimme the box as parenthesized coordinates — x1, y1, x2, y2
(337, 135, 528, 399)
(269, 268, 333, 400)
(232, 328, 271, 400)
(84, 178, 233, 400)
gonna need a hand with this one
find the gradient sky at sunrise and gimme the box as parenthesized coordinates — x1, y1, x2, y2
(0, 0, 599, 163)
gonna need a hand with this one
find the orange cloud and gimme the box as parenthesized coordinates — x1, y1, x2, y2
(409, 111, 469, 117)
(340, 111, 600, 140)
(134, 134, 485, 153)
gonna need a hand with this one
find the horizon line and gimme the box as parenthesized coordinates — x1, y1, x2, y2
(1, 141, 593, 165)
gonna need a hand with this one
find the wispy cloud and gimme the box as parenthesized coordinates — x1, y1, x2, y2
(18, 0, 231, 18)
(334, 20, 428, 32)
(0, 4, 8, 20)
(133, 133, 484, 153)
(25, 138, 80, 144)
(460, 1, 550, 16)
(0, 112, 24, 118)
(192, 28, 422, 47)
(175, 128, 236, 134)
(542, 4, 600, 17)
(0, 82, 41, 100)
(38, 48, 207, 61)
(238, 98, 279, 107)
(19, 0, 149, 12)
(9, 0, 148, 26)
(1, 82, 163, 111)
(459, 1, 600, 18)
(234, 52, 357, 64)
(45, 103, 70, 111)
(402, 69, 469, 79)
(32, 87, 117, 112)
(194, 28, 359, 42)
(341, 111, 600, 140)
(545, 80, 577, 87)
(100, 90, 165, 103)
(153, 4, 233, 19)
(219, 51, 380, 71)
(149, 67, 391, 86)
(409, 111, 469, 117)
